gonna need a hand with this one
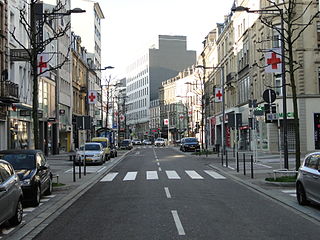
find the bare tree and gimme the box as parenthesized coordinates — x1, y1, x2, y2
(10, 0, 72, 149)
(257, 0, 319, 170)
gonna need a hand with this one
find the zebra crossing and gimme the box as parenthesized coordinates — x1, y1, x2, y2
(100, 170, 226, 182)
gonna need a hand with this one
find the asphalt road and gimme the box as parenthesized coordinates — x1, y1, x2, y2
(34, 146, 320, 240)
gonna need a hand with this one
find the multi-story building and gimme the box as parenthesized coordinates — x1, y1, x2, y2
(203, 0, 320, 156)
(2, 0, 20, 151)
(126, 35, 196, 139)
(160, 66, 201, 144)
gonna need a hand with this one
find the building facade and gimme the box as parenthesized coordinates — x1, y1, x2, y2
(203, 0, 320, 156)
(126, 35, 196, 139)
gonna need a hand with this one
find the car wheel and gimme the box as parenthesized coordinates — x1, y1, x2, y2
(32, 185, 41, 207)
(44, 178, 53, 196)
(8, 199, 23, 226)
(297, 183, 308, 205)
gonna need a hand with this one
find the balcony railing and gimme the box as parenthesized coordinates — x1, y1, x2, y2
(0, 81, 19, 103)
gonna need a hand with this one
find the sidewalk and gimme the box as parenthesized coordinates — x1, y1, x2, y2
(193, 151, 320, 222)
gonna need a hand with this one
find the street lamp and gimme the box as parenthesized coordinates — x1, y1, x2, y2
(232, 5, 288, 169)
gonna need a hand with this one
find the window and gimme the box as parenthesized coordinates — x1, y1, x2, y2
(275, 75, 282, 96)
(272, 25, 281, 48)
(305, 154, 320, 170)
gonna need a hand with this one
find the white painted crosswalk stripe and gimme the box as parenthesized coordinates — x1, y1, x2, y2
(204, 170, 226, 179)
(185, 170, 203, 179)
(100, 172, 119, 182)
(281, 189, 296, 197)
(166, 170, 181, 179)
(147, 171, 158, 180)
(123, 172, 138, 181)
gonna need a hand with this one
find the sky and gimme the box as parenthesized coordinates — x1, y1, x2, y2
(96, 0, 235, 79)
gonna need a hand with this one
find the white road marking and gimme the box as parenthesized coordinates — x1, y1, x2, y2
(100, 172, 119, 182)
(164, 187, 172, 198)
(228, 166, 235, 170)
(123, 172, 138, 181)
(146, 171, 158, 180)
(185, 170, 203, 179)
(166, 170, 181, 179)
(290, 194, 297, 197)
(281, 189, 296, 193)
(40, 198, 50, 202)
(97, 166, 106, 173)
(2, 228, 14, 234)
(171, 210, 185, 235)
(157, 162, 160, 166)
(23, 207, 36, 212)
(23, 213, 27, 217)
(254, 163, 272, 169)
(204, 170, 226, 179)
(158, 167, 162, 172)
(43, 195, 56, 198)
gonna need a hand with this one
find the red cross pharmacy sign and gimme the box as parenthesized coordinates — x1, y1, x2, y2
(88, 90, 97, 104)
(215, 88, 222, 103)
(265, 48, 282, 73)
(37, 54, 49, 75)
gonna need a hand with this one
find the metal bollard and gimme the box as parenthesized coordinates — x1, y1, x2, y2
(226, 150, 228, 168)
(79, 156, 81, 179)
(243, 153, 246, 175)
(251, 155, 254, 179)
(236, 152, 239, 172)
(84, 154, 87, 176)
(72, 155, 76, 182)
(221, 151, 224, 166)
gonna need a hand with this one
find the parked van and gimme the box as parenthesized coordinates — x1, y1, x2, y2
(91, 137, 111, 161)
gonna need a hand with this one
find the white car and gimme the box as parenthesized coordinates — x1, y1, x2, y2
(132, 139, 142, 145)
(296, 152, 320, 205)
(154, 138, 166, 147)
(76, 142, 105, 165)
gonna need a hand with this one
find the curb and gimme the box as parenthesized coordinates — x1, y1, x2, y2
(9, 150, 133, 240)
(208, 164, 320, 225)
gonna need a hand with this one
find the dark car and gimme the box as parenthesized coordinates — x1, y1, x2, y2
(119, 139, 133, 150)
(180, 137, 200, 152)
(0, 160, 23, 226)
(0, 150, 53, 206)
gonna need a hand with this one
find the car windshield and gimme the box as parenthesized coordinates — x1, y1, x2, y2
(185, 138, 198, 143)
(156, 138, 164, 141)
(0, 153, 36, 170)
(84, 144, 101, 151)
(92, 141, 107, 148)
(121, 140, 130, 145)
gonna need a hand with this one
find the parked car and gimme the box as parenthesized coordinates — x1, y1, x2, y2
(154, 138, 166, 147)
(0, 150, 52, 207)
(119, 139, 133, 150)
(132, 139, 142, 145)
(180, 137, 200, 152)
(143, 139, 152, 145)
(91, 137, 111, 161)
(76, 143, 105, 165)
(296, 152, 320, 205)
(0, 160, 23, 226)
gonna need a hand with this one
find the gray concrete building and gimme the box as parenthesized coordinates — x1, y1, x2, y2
(126, 35, 196, 139)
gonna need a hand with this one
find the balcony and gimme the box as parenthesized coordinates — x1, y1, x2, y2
(0, 81, 19, 103)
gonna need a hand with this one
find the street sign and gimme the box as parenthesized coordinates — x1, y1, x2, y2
(263, 89, 276, 103)
(120, 114, 125, 122)
(266, 113, 278, 121)
(164, 119, 169, 125)
(215, 88, 223, 102)
(10, 49, 30, 61)
(88, 90, 98, 104)
(265, 48, 282, 73)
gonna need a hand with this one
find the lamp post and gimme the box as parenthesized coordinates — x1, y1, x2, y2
(30, 1, 85, 150)
(232, 6, 288, 169)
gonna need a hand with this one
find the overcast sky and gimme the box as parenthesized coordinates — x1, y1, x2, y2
(96, 0, 235, 78)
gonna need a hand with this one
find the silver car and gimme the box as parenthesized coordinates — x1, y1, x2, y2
(0, 160, 23, 226)
(76, 143, 105, 165)
(296, 152, 320, 205)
